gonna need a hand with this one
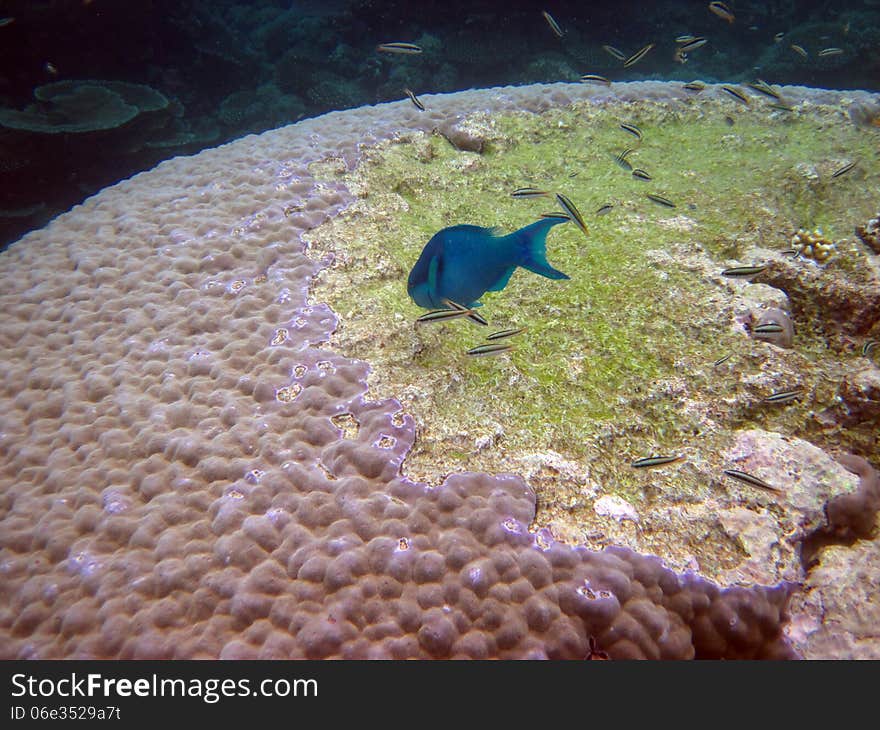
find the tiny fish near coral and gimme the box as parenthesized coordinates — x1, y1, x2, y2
(623, 43, 655, 68)
(722, 469, 782, 493)
(542, 10, 564, 38)
(442, 297, 489, 326)
(466, 342, 514, 357)
(721, 264, 767, 278)
(555, 193, 589, 238)
(377, 42, 423, 55)
(708, 2, 735, 23)
(602, 45, 626, 61)
(486, 327, 527, 341)
(404, 88, 425, 111)
(631, 454, 685, 468)
(580, 74, 611, 86)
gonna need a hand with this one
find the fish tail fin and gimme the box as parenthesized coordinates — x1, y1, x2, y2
(515, 218, 569, 280)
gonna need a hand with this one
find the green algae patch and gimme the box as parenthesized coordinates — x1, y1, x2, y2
(304, 93, 879, 568)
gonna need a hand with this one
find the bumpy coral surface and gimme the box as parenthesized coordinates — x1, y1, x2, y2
(1, 82, 878, 659)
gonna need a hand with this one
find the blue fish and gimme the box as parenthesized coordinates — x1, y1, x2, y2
(407, 218, 569, 309)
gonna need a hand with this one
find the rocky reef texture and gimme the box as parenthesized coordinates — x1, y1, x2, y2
(786, 455, 880, 659)
(1, 81, 879, 659)
(856, 209, 880, 254)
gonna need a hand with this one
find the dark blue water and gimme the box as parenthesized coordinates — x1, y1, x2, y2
(1, 0, 878, 249)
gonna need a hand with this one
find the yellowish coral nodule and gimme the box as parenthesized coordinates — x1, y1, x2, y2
(791, 228, 837, 263)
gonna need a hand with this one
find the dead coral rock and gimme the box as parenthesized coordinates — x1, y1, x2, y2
(786, 455, 880, 659)
(436, 113, 508, 153)
(593, 495, 640, 525)
(855, 211, 880, 255)
(729, 283, 792, 346)
(822, 454, 880, 542)
(848, 99, 880, 129)
(763, 254, 880, 336)
(719, 430, 861, 585)
(739, 283, 792, 313)
(786, 534, 880, 659)
(437, 122, 487, 152)
(822, 361, 880, 428)
(750, 306, 795, 349)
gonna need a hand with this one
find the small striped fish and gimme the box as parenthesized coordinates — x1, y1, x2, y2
(623, 43, 655, 68)
(646, 193, 675, 208)
(486, 327, 527, 341)
(404, 88, 425, 111)
(619, 122, 642, 140)
(614, 149, 634, 171)
(746, 80, 781, 100)
(831, 161, 856, 178)
(416, 308, 475, 324)
(580, 74, 611, 85)
(542, 10, 564, 38)
(443, 298, 488, 326)
(678, 38, 708, 52)
(377, 42, 423, 54)
(466, 342, 513, 357)
(763, 388, 802, 405)
(555, 193, 589, 237)
(721, 85, 750, 105)
(511, 187, 551, 198)
(541, 212, 572, 221)
(752, 322, 784, 335)
(709, 1, 735, 23)
(602, 45, 627, 61)
(631, 454, 685, 468)
(721, 265, 767, 277)
(722, 469, 782, 493)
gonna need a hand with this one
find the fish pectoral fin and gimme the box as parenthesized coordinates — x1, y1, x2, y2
(487, 266, 516, 292)
(427, 255, 440, 294)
